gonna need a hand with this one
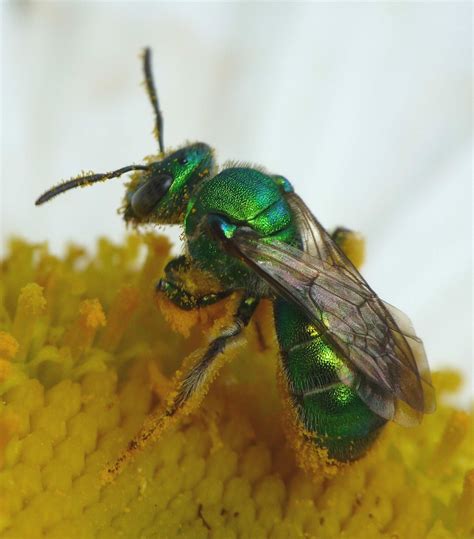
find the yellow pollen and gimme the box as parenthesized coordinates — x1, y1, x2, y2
(0, 235, 471, 538)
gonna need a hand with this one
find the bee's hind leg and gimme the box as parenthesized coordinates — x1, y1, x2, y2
(103, 294, 259, 482)
(165, 295, 259, 413)
(332, 227, 365, 269)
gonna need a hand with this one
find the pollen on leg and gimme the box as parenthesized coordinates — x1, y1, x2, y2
(104, 337, 241, 484)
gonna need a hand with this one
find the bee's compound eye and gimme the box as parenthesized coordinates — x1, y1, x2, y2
(178, 156, 188, 165)
(131, 174, 173, 218)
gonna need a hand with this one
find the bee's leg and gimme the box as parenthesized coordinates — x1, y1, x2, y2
(104, 295, 259, 482)
(331, 227, 365, 269)
(162, 254, 190, 276)
(157, 280, 233, 310)
(157, 255, 234, 310)
(165, 295, 259, 413)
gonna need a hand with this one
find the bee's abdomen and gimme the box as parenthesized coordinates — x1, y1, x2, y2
(274, 298, 386, 462)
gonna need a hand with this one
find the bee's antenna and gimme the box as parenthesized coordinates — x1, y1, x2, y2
(35, 164, 150, 206)
(143, 47, 165, 156)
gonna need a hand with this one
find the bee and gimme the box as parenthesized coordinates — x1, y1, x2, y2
(36, 48, 435, 475)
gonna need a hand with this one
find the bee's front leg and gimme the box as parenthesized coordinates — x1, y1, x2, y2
(157, 255, 233, 310)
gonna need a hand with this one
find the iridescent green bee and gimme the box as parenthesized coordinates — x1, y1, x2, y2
(36, 49, 435, 472)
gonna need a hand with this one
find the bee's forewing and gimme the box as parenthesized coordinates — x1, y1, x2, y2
(228, 194, 435, 425)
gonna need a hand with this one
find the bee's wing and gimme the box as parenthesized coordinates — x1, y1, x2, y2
(286, 192, 364, 278)
(228, 194, 435, 426)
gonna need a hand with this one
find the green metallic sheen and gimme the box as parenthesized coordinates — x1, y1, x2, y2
(185, 168, 298, 289)
(274, 298, 386, 461)
(123, 143, 214, 224)
(194, 168, 281, 220)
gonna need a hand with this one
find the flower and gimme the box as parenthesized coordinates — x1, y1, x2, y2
(0, 235, 472, 538)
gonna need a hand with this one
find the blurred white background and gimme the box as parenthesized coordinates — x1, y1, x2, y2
(2, 2, 472, 399)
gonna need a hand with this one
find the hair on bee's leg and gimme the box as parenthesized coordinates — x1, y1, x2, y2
(157, 279, 234, 310)
(157, 255, 234, 310)
(331, 226, 365, 269)
(166, 295, 259, 412)
(103, 295, 259, 483)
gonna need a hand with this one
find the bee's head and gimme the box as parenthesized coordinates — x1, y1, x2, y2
(122, 142, 214, 225)
(35, 48, 214, 226)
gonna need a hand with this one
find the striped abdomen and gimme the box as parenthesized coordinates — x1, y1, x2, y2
(274, 298, 386, 462)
